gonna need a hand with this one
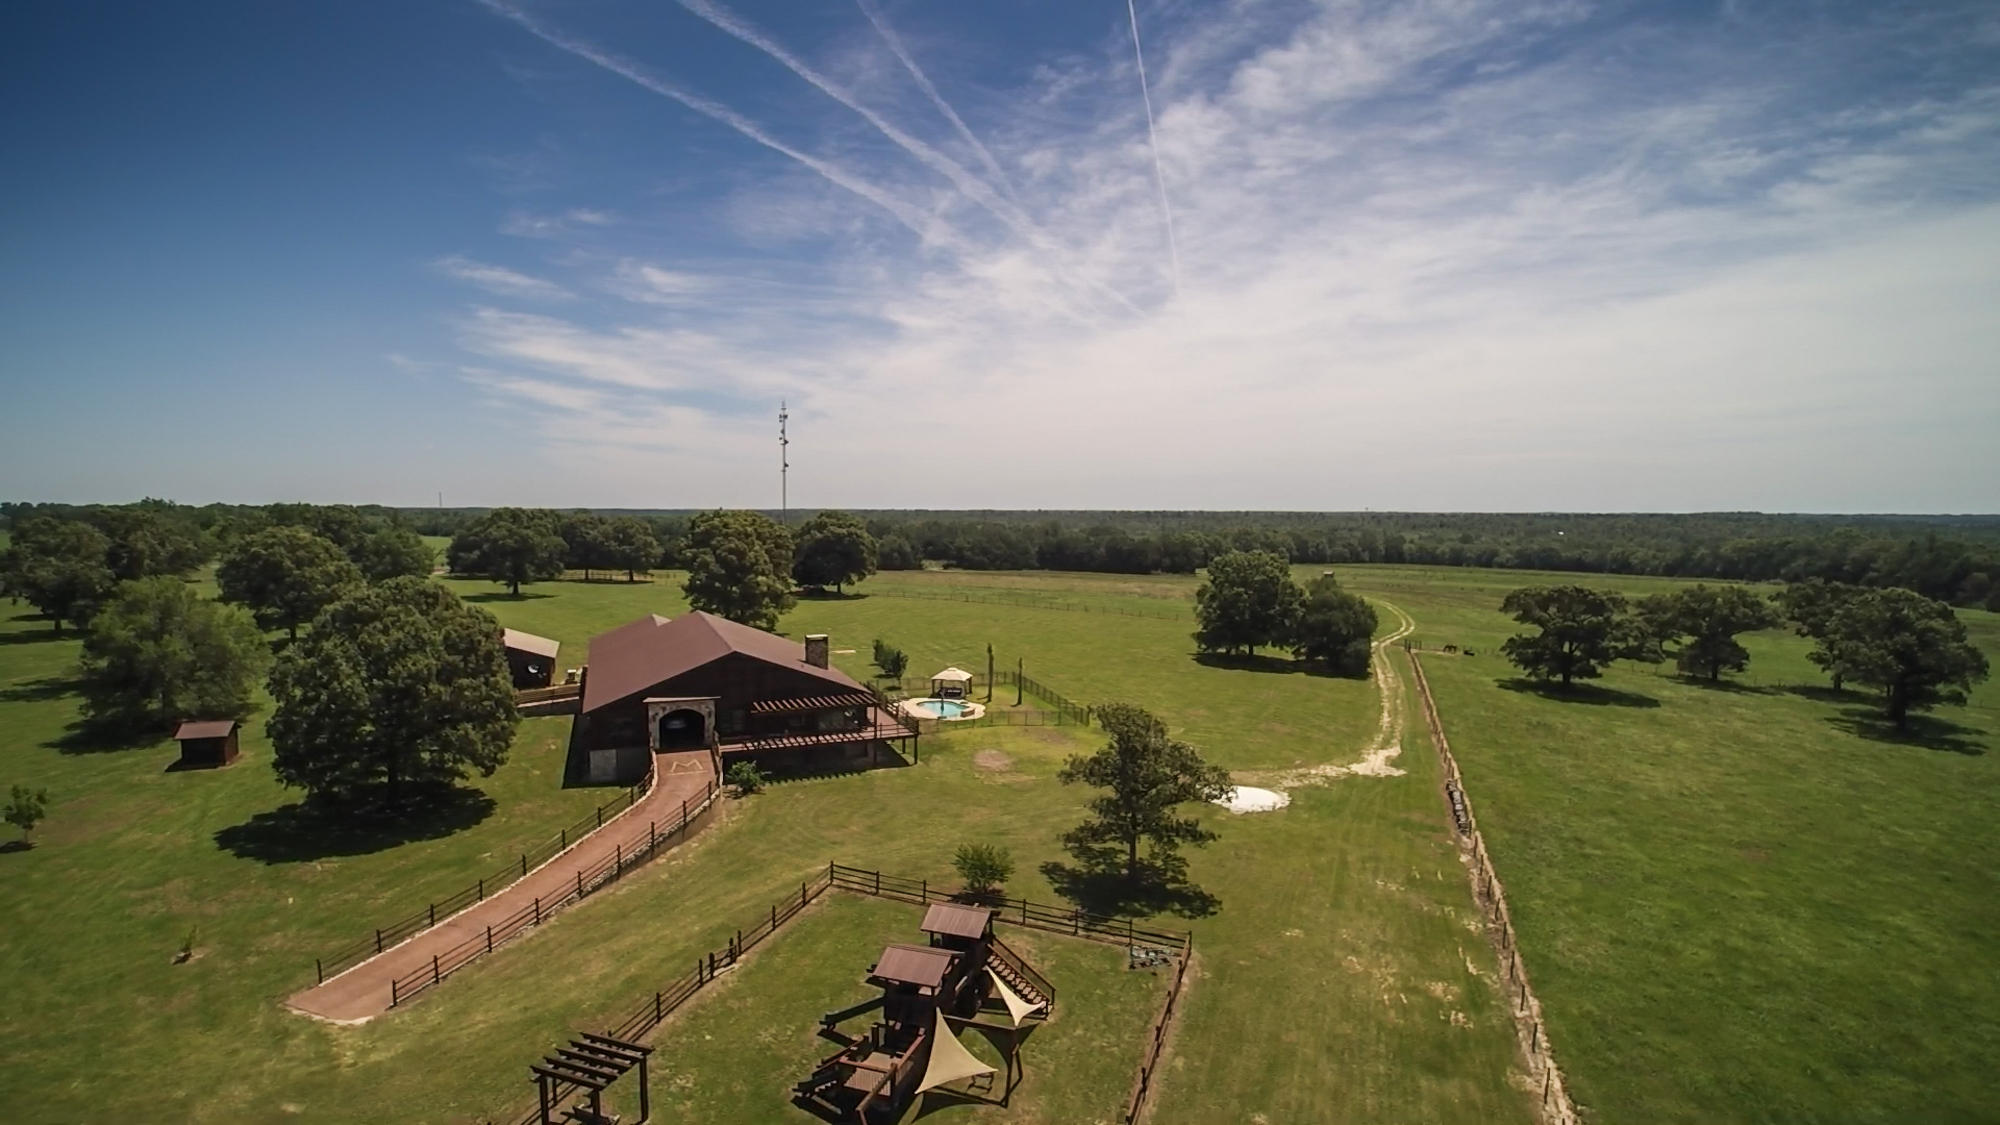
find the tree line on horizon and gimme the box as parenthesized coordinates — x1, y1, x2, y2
(7, 501, 2000, 611)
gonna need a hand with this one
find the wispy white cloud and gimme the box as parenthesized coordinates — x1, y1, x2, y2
(450, 0, 2000, 509)
(432, 255, 573, 301)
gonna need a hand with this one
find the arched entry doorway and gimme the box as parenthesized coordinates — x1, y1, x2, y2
(657, 708, 707, 750)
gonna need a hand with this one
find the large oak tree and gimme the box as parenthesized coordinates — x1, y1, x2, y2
(1289, 572, 1379, 675)
(1499, 585, 1653, 686)
(268, 577, 516, 807)
(78, 577, 268, 731)
(680, 510, 795, 630)
(792, 510, 878, 593)
(216, 526, 362, 640)
(3, 517, 117, 634)
(1818, 588, 1989, 728)
(1638, 584, 1780, 682)
(448, 507, 568, 597)
(1193, 550, 1301, 656)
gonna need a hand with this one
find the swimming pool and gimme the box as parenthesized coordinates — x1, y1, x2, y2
(902, 697, 984, 721)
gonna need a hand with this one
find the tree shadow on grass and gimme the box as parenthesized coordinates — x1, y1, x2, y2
(1678, 677, 1776, 696)
(0, 840, 33, 854)
(796, 587, 868, 601)
(54, 717, 164, 755)
(461, 591, 556, 603)
(1827, 709, 1986, 756)
(1039, 849, 1220, 920)
(1780, 684, 1861, 705)
(0, 675, 79, 704)
(214, 785, 496, 863)
(1494, 678, 1660, 708)
(1192, 652, 1369, 680)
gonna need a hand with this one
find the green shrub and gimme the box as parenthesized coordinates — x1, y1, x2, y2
(953, 842, 1014, 897)
(725, 761, 766, 796)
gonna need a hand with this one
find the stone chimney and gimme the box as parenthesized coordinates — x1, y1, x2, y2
(804, 634, 830, 669)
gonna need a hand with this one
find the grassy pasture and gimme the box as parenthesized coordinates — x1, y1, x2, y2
(12, 558, 1990, 1123)
(0, 566, 1528, 1124)
(1340, 565, 2000, 1124)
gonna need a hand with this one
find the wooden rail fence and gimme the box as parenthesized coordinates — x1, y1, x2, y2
(313, 768, 659, 986)
(387, 777, 719, 1009)
(501, 861, 1195, 1125)
(1407, 651, 1577, 1125)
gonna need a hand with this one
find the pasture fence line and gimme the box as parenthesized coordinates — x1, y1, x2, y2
(499, 861, 1193, 1125)
(826, 863, 1191, 953)
(1125, 938, 1193, 1125)
(866, 583, 1189, 621)
(1407, 651, 1577, 1125)
(387, 776, 720, 1009)
(312, 765, 659, 987)
(501, 866, 839, 1125)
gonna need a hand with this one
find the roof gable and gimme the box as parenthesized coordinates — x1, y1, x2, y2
(501, 628, 561, 660)
(581, 611, 862, 713)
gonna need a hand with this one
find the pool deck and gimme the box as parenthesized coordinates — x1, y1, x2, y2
(898, 697, 987, 721)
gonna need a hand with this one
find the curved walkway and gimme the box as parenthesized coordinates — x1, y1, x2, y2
(287, 748, 717, 1024)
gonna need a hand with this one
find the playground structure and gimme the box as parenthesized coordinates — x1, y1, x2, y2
(529, 1032, 654, 1125)
(794, 902, 1053, 1120)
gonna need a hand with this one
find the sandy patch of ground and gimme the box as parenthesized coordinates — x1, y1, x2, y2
(973, 750, 1014, 772)
(1214, 786, 1291, 814)
(1234, 598, 1416, 799)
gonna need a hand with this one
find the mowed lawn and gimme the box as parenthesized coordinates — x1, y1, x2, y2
(0, 568, 1531, 1124)
(1340, 564, 2000, 1124)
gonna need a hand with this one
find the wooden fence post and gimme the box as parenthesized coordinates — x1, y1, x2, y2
(772, 903, 778, 929)
(486, 925, 493, 955)
(432, 954, 440, 985)
(520, 854, 527, 877)
(315, 958, 323, 984)
(615, 843, 623, 876)
(655, 991, 663, 1023)
(534, 896, 541, 925)
(375, 928, 383, 954)
(391, 979, 398, 1007)
(478, 877, 484, 901)
(576, 870, 584, 898)
(428, 903, 436, 928)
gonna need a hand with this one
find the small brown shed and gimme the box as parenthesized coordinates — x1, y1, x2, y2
(502, 628, 562, 690)
(173, 720, 240, 768)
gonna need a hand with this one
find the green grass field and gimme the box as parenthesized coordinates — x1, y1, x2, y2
(1339, 565, 2000, 1124)
(3, 561, 1992, 1123)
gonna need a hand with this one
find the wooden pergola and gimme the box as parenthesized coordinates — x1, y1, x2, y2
(531, 1032, 653, 1125)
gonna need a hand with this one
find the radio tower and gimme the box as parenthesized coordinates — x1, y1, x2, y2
(778, 401, 790, 521)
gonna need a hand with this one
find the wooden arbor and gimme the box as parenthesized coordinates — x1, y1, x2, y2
(531, 1032, 653, 1125)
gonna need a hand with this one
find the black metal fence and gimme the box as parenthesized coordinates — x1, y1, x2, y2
(313, 770, 658, 986)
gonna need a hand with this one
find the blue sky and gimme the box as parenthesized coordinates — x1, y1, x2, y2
(2, 0, 1996, 511)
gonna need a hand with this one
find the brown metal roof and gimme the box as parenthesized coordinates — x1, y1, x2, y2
(501, 628, 561, 660)
(747, 691, 874, 715)
(920, 903, 994, 941)
(870, 943, 956, 989)
(174, 719, 237, 740)
(581, 611, 863, 714)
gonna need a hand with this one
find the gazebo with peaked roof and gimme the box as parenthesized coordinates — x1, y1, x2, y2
(929, 667, 974, 700)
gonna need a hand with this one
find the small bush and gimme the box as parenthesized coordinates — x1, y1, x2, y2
(872, 639, 909, 680)
(4, 785, 49, 844)
(725, 761, 766, 796)
(953, 842, 1014, 897)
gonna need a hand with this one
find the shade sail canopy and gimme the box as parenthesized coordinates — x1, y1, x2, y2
(930, 667, 974, 682)
(916, 1009, 996, 1094)
(986, 968, 1046, 1028)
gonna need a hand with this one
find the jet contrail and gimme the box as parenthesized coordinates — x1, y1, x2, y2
(676, 0, 1143, 316)
(1127, 0, 1181, 291)
(478, 0, 961, 252)
(855, 0, 1018, 202)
